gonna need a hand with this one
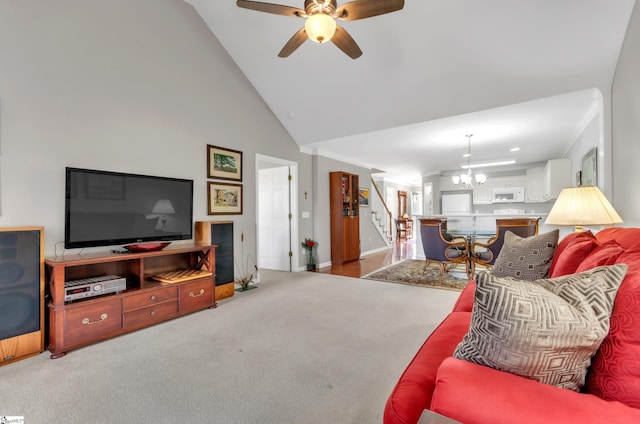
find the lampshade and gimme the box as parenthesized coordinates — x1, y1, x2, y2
(305, 14, 336, 43)
(545, 186, 623, 232)
(151, 199, 176, 215)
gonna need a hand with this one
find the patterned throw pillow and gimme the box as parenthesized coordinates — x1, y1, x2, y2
(491, 229, 559, 280)
(453, 264, 628, 392)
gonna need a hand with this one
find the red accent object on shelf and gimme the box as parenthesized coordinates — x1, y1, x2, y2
(123, 242, 171, 252)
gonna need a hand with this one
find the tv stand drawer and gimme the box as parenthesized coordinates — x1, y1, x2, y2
(63, 301, 123, 346)
(123, 286, 178, 312)
(123, 300, 178, 328)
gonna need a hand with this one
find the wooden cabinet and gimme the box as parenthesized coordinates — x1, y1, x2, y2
(396, 218, 413, 241)
(46, 244, 215, 358)
(330, 171, 360, 264)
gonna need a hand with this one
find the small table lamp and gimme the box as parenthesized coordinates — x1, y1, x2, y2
(545, 186, 623, 232)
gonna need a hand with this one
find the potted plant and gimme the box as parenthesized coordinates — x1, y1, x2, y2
(302, 238, 317, 271)
(235, 232, 258, 291)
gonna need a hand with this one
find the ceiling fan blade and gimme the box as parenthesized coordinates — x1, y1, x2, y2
(278, 28, 308, 57)
(336, 0, 404, 21)
(236, 0, 304, 18)
(331, 25, 363, 59)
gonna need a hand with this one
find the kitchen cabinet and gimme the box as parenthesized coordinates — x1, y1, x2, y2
(473, 183, 492, 204)
(491, 176, 525, 188)
(542, 159, 572, 201)
(525, 167, 544, 203)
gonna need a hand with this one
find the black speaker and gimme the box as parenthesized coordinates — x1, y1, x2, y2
(0, 227, 44, 364)
(210, 222, 234, 287)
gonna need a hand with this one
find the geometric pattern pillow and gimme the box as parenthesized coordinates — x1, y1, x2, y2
(453, 264, 628, 392)
(491, 229, 559, 281)
(586, 249, 640, 407)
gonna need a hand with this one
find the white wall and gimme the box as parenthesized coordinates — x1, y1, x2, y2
(612, 1, 640, 226)
(0, 0, 311, 267)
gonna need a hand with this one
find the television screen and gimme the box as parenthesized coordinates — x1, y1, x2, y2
(65, 167, 193, 249)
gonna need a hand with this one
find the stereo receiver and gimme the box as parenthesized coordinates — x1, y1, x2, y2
(64, 275, 126, 302)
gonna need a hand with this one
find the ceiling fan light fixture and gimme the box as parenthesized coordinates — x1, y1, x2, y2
(305, 13, 336, 43)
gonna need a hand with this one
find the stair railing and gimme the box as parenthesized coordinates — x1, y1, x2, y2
(371, 177, 393, 241)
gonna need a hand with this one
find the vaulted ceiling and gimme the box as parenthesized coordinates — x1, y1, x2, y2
(186, 0, 636, 184)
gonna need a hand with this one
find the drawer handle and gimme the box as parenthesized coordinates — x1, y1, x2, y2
(3, 355, 15, 361)
(150, 295, 157, 301)
(189, 289, 205, 298)
(150, 310, 156, 316)
(82, 313, 108, 325)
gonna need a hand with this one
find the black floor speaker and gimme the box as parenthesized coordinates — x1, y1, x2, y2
(0, 227, 44, 365)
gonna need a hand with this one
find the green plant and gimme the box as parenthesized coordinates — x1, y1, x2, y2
(235, 231, 258, 291)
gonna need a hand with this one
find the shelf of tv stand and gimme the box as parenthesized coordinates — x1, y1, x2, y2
(45, 243, 216, 358)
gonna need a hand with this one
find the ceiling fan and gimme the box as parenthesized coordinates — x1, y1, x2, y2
(236, 0, 405, 59)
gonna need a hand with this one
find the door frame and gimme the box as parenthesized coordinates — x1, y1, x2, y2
(255, 154, 299, 272)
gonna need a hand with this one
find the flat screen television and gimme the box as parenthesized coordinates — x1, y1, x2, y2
(65, 167, 194, 249)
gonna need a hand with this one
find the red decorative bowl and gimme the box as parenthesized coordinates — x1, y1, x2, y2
(123, 242, 171, 252)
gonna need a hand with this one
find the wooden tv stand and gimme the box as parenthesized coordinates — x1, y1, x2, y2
(46, 244, 216, 358)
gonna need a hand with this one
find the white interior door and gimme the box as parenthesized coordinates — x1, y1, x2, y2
(258, 165, 291, 271)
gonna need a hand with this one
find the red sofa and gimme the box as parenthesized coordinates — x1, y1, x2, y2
(384, 227, 640, 424)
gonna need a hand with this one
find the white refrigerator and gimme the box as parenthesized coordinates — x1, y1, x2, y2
(441, 193, 472, 215)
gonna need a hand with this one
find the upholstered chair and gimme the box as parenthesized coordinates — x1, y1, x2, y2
(470, 217, 540, 275)
(419, 218, 470, 283)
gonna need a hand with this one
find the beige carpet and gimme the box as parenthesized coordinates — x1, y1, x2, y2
(364, 259, 472, 292)
(0, 270, 459, 424)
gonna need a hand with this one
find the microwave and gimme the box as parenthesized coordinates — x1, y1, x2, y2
(492, 187, 524, 203)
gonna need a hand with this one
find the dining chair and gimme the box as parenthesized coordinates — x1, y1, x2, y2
(419, 218, 471, 284)
(470, 217, 540, 275)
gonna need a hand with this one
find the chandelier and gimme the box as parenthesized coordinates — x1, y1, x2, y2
(452, 134, 486, 188)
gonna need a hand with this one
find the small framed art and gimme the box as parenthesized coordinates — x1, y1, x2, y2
(207, 145, 242, 181)
(208, 182, 243, 215)
(581, 148, 597, 186)
(359, 188, 369, 206)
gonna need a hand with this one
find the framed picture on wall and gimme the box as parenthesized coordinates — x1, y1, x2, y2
(207, 145, 242, 181)
(208, 182, 243, 215)
(359, 188, 369, 206)
(581, 148, 597, 186)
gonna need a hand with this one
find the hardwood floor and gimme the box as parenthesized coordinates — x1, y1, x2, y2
(318, 240, 416, 278)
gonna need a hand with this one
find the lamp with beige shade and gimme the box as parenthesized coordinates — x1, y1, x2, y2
(545, 186, 623, 232)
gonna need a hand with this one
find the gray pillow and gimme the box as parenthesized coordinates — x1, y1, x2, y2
(454, 264, 628, 391)
(491, 229, 559, 280)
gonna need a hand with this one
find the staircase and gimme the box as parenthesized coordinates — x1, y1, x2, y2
(371, 178, 393, 245)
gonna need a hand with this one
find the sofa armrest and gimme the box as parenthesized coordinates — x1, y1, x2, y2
(431, 358, 640, 424)
(451, 280, 476, 312)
